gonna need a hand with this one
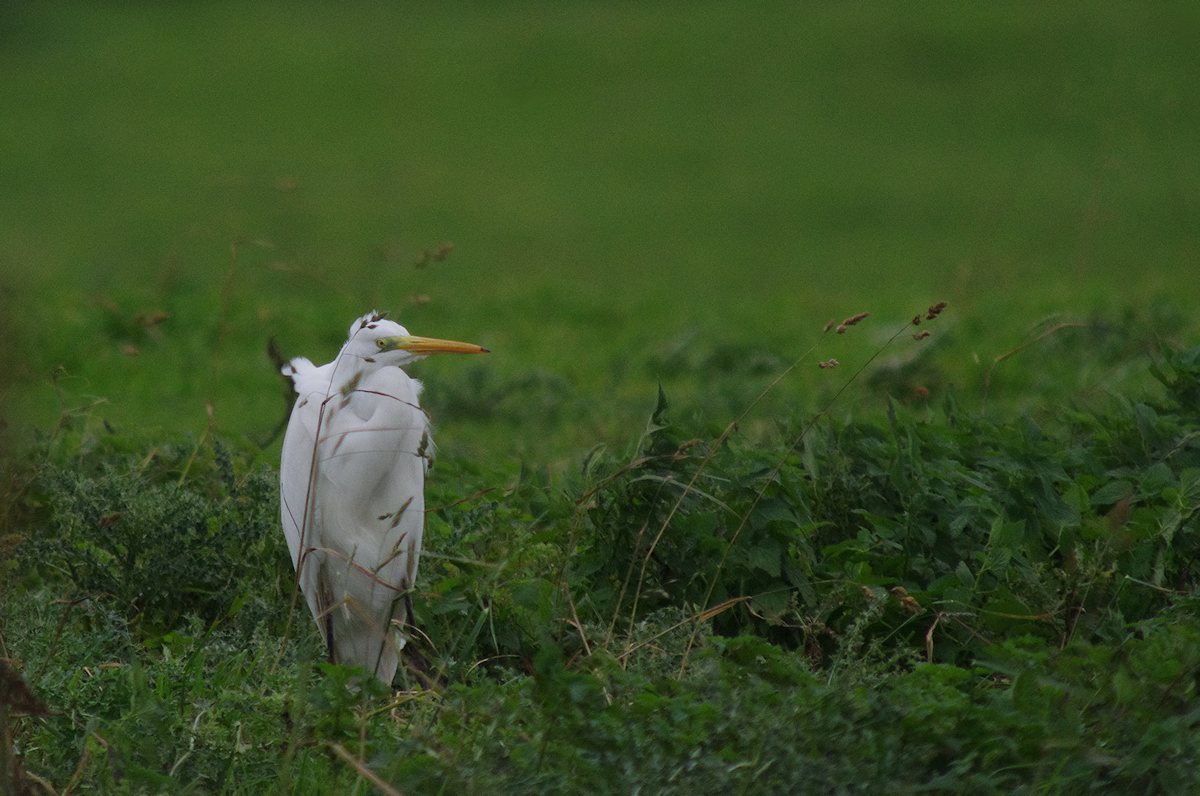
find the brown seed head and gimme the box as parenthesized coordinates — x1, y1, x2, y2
(823, 318, 837, 333)
(836, 324, 847, 334)
(890, 586, 924, 614)
(135, 311, 170, 328)
(913, 330, 931, 340)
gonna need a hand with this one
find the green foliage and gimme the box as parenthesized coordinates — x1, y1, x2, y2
(568, 345, 1200, 673)
(1150, 338, 1200, 419)
(14, 434, 291, 635)
(5, 346, 1200, 793)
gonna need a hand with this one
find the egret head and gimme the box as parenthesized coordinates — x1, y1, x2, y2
(347, 312, 488, 367)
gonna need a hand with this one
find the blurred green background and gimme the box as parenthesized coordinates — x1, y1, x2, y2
(2, 1, 1197, 462)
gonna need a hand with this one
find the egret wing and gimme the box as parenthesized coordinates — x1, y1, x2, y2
(283, 358, 429, 683)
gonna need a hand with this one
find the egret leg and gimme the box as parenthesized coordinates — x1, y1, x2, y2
(400, 593, 436, 689)
(324, 614, 336, 665)
(316, 568, 337, 665)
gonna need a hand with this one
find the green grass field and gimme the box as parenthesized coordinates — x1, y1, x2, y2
(3, 2, 1200, 793)
(3, 0, 1197, 456)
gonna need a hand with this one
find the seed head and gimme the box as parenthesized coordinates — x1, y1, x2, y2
(890, 586, 925, 614)
(925, 301, 948, 321)
(135, 311, 170, 328)
(818, 358, 839, 369)
(913, 330, 931, 341)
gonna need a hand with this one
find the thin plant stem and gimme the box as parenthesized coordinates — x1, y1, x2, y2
(177, 406, 215, 486)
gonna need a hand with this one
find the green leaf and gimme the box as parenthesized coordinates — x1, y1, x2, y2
(1011, 669, 1042, 714)
(1091, 479, 1133, 506)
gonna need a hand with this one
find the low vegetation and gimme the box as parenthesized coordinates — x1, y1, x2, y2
(3, 319, 1199, 794)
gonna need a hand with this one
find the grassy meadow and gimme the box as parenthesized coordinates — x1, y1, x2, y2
(2, 1, 1200, 793)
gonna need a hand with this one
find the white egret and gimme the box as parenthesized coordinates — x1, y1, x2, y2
(279, 312, 487, 683)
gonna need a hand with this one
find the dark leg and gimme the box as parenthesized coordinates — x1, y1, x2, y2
(324, 614, 336, 665)
(402, 593, 435, 689)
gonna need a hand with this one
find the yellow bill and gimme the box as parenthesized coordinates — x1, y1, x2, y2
(376, 335, 488, 356)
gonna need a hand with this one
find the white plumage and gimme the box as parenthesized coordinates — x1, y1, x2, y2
(279, 312, 486, 683)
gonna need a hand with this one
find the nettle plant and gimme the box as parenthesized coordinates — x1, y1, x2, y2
(6, 304, 1200, 794)
(16, 435, 291, 637)
(555, 330, 1200, 674)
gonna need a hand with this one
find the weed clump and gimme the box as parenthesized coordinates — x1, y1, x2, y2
(14, 438, 290, 636)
